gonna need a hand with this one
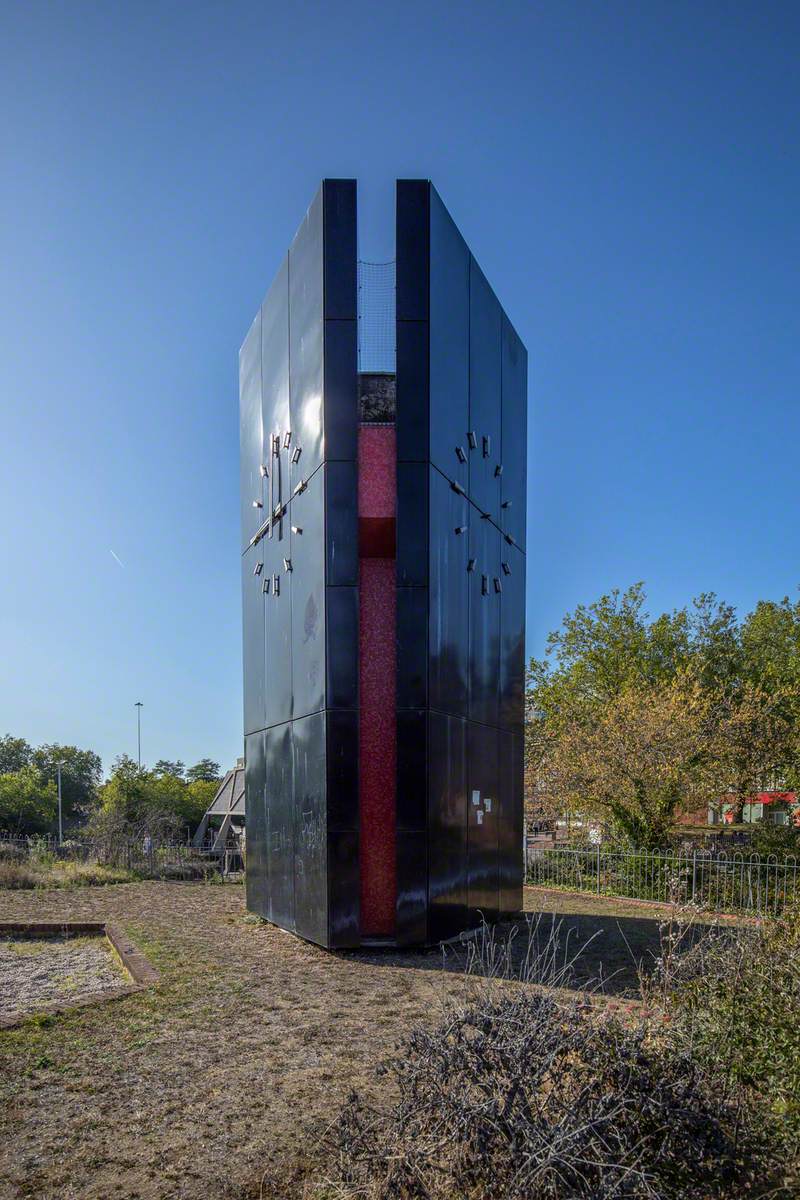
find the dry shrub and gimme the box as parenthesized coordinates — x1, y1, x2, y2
(0, 860, 41, 889)
(329, 920, 785, 1200)
(646, 903, 800, 1143)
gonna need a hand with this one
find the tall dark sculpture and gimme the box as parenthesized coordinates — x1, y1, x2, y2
(240, 179, 527, 948)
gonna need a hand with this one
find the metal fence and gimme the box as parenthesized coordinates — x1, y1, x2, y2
(525, 844, 800, 915)
(0, 835, 224, 880)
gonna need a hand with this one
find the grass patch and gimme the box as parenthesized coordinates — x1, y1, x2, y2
(0, 860, 140, 889)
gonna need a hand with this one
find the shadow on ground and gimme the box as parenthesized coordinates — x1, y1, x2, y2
(349, 907, 718, 998)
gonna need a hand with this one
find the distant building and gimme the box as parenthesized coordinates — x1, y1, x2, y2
(191, 759, 245, 851)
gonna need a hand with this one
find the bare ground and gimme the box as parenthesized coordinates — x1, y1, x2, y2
(0, 883, 678, 1200)
(0, 935, 127, 1022)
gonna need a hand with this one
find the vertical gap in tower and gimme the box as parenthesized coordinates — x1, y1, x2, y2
(357, 259, 397, 938)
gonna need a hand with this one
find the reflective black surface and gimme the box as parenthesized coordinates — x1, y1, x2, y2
(244, 731, 267, 916)
(396, 462, 428, 586)
(242, 180, 358, 948)
(265, 720, 294, 930)
(239, 309, 263, 551)
(289, 186, 324, 478)
(323, 179, 357, 320)
(395, 180, 527, 945)
(329, 831, 360, 947)
(326, 461, 359, 586)
(396, 831, 427, 945)
(395, 319, 429, 463)
(244, 179, 525, 947)
(428, 710, 467, 943)
(396, 587, 428, 709)
(396, 709, 427, 831)
(498, 728, 523, 917)
(468, 514, 501, 728)
(242, 544, 265, 736)
(429, 465, 469, 717)
(263, 521, 293, 730)
(429, 186, 469, 492)
(261, 255, 291, 502)
(326, 586, 358, 710)
(499, 543, 526, 732)
(293, 710, 327, 945)
(467, 722, 500, 924)
(323, 319, 358, 462)
(501, 314, 527, 550)
(396, 179, 429, 322)
(290, 468, 325, 721)
(469, 261, 502, 523)
(326, 709, 359, 831)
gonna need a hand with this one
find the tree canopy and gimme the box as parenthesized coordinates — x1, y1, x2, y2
(527, 584, 800, 845)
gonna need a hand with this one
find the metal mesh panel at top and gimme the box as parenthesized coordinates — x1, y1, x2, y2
(358, 260, 396, 374)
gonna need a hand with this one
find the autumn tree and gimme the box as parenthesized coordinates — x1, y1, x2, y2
(526, 585, 800, 845)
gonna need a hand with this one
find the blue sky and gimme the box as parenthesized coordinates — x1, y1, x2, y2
(1, 2, 798, 775)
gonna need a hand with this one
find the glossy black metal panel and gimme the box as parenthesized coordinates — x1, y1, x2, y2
(242, 543, 265, 736)
(263, 520, 293, 730)
(468, 516, 501, 727)
(290, 467, 325, 722)
(429, 465, 469, 718)
(396, 318, 429, 463)
(289, 185, 324, 478)
(396, 587, 428, 709)
(498, 728, 523, 917)
(328, 831, 360, 948)
(323, 179, 357, 320)
(261, 255, 291, 505)
(469, 259, 502, 523)
(327, 708, 359, 832)
(429, 186, 469, 490)
(467, 721, 500, 924)
(326, 460, 359, 586)
(293, 710, 328, 946)
(500, 313, 528, 550)
(396, 709, 427, 831)
(499, 542, 526, 732)
(244, 731, 267, 917)
(396, 831, 427, 945)
(264, 719, 294, 931)
(325, 586, 359, 709)
(428, 710, 467, 943)
(240, 309, 263, 551)
(396, 180, 429, 322)
(396, 462, 428, 587)
(323, 319, 357, 462)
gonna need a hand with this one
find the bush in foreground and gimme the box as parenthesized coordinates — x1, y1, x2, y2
(331, 983, 784, 1199)
(649, 903, 800, 1142)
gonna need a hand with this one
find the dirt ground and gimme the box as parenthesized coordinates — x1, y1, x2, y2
(0, 883, 676, 1200)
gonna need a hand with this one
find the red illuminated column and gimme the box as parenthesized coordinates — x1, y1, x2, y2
(358, 426, 397, 937)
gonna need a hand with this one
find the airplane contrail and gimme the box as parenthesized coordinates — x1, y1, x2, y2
(109, 550, 126, 569)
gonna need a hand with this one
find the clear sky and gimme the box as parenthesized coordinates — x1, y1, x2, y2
(1, 1, 798, 775)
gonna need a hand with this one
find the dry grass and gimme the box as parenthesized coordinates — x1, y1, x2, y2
(0, 860, 139, 890)
(0, 883, 727, 1200)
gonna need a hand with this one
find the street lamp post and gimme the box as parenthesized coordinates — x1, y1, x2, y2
(135, 701, 143, 770)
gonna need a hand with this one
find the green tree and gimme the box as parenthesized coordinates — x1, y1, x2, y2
(30, 743, 102, 826)
(153, 759, 186, 779)
(186, 758, 221, 784)
(93, 755, 213, 838)
(0, 767, 58, 835)
(526, 584, 800, 844)
(0, 734, 32, 774)
(184, 779, 218, 827)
